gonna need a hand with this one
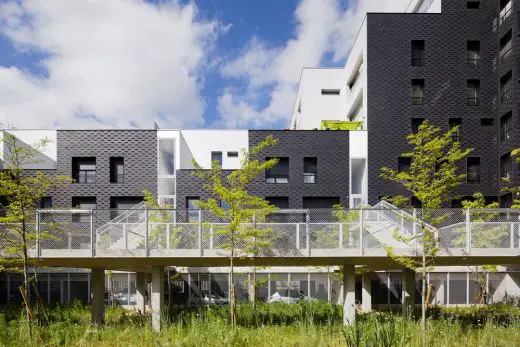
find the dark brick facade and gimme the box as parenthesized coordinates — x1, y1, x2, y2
(48, 130, 157, 209)
(175, 130, 350, 210)
(366, 0, 512, 205)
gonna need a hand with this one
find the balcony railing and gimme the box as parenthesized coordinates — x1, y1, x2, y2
(501, 127, 512, 142)
(303, 173, 316, 184)
(499, 3, 512, 25)
(266, 175, 289, 184)
(500, 47, 512, 63)
(467, 58, 480, 67)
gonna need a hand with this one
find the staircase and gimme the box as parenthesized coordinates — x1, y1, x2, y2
(96, 202, 146, 249)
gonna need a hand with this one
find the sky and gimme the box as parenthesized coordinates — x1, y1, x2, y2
(0, 0, 411, 130)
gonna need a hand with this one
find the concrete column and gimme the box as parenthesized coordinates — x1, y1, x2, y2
(136, 272, 146, 314)
(362, 273, 372, 312)
(342, 264, 356, 326)
(151, 266, 165, 332)
(402, 269, 416, 316)
(91, 268, 105, 324)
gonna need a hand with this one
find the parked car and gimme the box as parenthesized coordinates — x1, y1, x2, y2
(188, 292, 229, 306)
(268, 289, 315, 304)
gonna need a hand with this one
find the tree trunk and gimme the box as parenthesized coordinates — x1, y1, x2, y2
(421, 225, 427, 338)
(230, 253, 236, 327)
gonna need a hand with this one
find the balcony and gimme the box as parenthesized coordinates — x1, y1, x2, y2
(303, 172, 316, 184)
(266, 176, 288, 184)
(499, 1, 512, 25)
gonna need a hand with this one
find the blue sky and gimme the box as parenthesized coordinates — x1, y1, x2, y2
(0, 0, 409, 130)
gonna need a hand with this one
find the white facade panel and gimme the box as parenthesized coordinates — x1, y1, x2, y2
(0, 130, 57, 169)
(178, 130, 248, 170)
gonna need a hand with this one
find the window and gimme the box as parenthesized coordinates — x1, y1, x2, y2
(467, 1, 479, 9)
(500, 71, 512, 103)
(500, 0, 512, 25)
(158, 138, 175, 176)
(303, 197, 340, 209)
(227, 151, 239, 157)
(500, 30, 512, 62)
(398, 157, 411, 173)
(38, 197, 52, 209)
(500, 153, 512, 179)
(411, 196, 422, 208)
(411, 118, 424, 133)
(211, 152, 222, 168)
(321, 89, 340, 95)
(467, 79, 480, 106)
(303, 157, 317, 184)
(449, 118, 462, 142)
(266, 157, 289, 183)
(500, 112, 513, 142)
(480, 118, 494, 126)
(186, 197, 200, 222)
(467, 41, 480, 66)
(411, 40, 424, 66)
(110, 157, 124, 183)
(72, 157, 96, 184)
(500, 193, 513, 208)
(72, 197, 96, 223)
(110, 197, 143, 218)
(467, 157, 480, 184)
(266, 197, 289, 209)
(411, 79, 424, 105)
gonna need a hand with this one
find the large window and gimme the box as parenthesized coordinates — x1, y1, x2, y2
(500, 153, 512, 179)
(72, 197, 96, 222)
(110, 157, 124, 183)
(449, 118, 462, 142)
(411, 79, 424, 105)
(467, 79, 480, 106)
(500, 111, 512, 142)
(266, 157, 289, 183)
(467, 157, 480, 184)
(500, 30, 512, 62)
(72, 157, 96, 184)
(467, 40, 480, 66)
(411, 40, 425, 66)
(303, 157, 317, 184)
(211, 151, 223, 168)
(158, 138, 175, 176)
(500, 71, 512, 103)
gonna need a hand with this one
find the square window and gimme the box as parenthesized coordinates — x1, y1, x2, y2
(480, 118, 494, 126)
(266, 157, 289, 183)
(72, 157, 96, 184)
(467, 1, 479, 9)
(398, 157, 411, 173)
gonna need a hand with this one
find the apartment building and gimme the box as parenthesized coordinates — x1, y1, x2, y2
(291, 0, 518, 208)
(1, 0, 520, 308)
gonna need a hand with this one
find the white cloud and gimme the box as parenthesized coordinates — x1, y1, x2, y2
(0, 0, 225, 129)
(216, 0, 410, 128)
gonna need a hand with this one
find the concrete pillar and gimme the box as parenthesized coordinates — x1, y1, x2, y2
(136, 272, 146, 314)
(151, 266, 165, 332)
(91, 268, 105, 324)
(402, 269, 416, 316)
(342, 264, 356, 326)
(362, 273, 372, 312)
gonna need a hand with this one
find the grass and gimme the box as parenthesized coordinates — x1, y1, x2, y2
(0, 302, 519, 346)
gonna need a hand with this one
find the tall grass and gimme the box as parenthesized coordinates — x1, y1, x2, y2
(0, 302, 519, 346)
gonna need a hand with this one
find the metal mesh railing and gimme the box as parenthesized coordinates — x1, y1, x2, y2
(1, 207, 519, 258)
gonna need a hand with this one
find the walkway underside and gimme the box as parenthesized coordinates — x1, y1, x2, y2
(31, 253, 520, 272)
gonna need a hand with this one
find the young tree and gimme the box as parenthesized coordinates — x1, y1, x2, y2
(0, 130, 72, 321)
(191, 135, 279, 327)
(502, 149, 520, 208)
(380, 120, 472, 334)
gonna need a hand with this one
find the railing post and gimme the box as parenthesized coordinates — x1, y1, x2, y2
(306, 210, 310, 257)
(144, 208, 149, 257)
(198, 209, 203, 257)
(210, 225, 214, 249)
(360, 207, 364, 255)
(90, 210, 95, 257)
(466, 208, 471, 255)
(123, 224, 128, 250)
(35, 210, 40, 257)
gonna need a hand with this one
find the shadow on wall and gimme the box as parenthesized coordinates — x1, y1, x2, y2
(1, 136, 56, 170)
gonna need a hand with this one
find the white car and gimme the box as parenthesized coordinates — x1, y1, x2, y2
(268, 289, 314, 304)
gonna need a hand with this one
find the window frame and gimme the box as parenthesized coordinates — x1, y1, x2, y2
(466, 157, 481, 184)
(303, 157, 317, 184)
(266, 157, 289, 184)
(500, 112, 513, 142)
(211, 151, 223, 168)
(411, 40, 425, 66)
(110, 157, 124, 184)
(467, 79, 480, 106)
(411, 79, 424, 105)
